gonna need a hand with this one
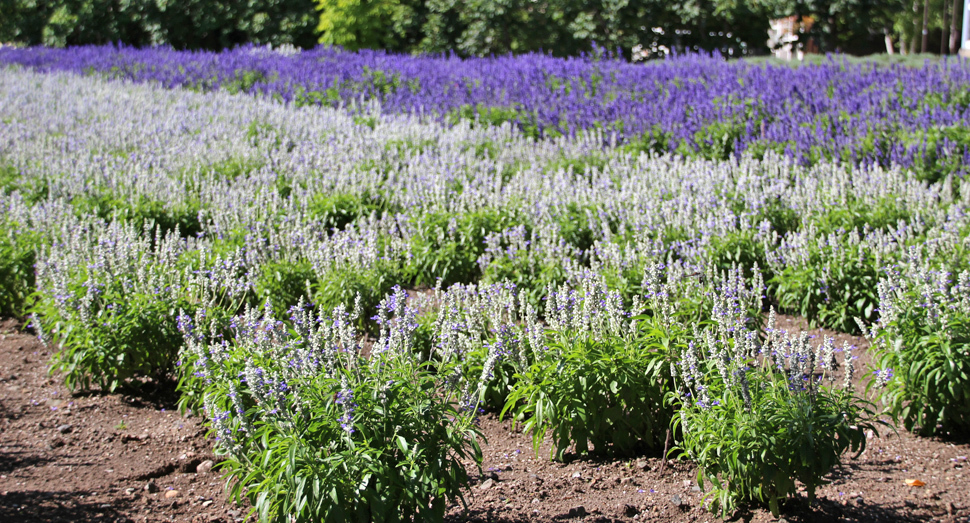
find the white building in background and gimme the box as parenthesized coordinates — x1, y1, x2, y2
(767, 16, 818, 61)
(962, 0, 970, 56)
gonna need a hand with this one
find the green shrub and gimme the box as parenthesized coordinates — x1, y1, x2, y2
(307, 190, 395, 231)
(255, 259, 317, 317)
(770, 240, 879, 334)
(0, 226, 37, 317)
(71, 192, 204, 238)
(34, 225, 239, 392)
(503, 314, 678, 460)
(673, 317, 881, 517)
(188, 291, 484, 523)
(870, 267, 970, 435)
(409, 209, 521, 287)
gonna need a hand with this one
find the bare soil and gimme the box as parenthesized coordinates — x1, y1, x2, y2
(1, 315, 969, 523)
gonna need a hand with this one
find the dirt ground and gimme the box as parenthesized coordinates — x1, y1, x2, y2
(1, 315, 969, 523)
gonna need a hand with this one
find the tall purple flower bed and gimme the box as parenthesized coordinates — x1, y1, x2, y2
(3, 44, 970, 179)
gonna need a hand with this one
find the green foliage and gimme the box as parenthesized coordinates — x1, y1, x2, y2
(0, 159, 49, 205)
(195, 302, 483, 523)
(503, 316, 677, 460)
(307, 190, 395, 231)
(1, 0, 319, 50)
(770, 243, 879, 334)
(905, 125, 970, 184)
(203, 157, 266, 180)
(446, 105, 541, 140)
(872, 283, 970, 435)
(673, 329, 881, 518)
(693, 120, 747, 161)
(313, 265, 397, 331)
(71, 192, 204, 238)
(708, 232, 769, 281)
(814, 197, 911, 233)
(480, 256, 568, 309)
(316, 0, 411, 50)
(255, 259, 317, 317)
(408, 209, 521, 287)
(0, 227, 37, 318)
(39, 284, 189, 392)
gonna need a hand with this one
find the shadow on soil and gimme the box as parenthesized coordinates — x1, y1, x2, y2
(729, 496, 927, 523)
(0, 445, 54, 475)
(445, 507, 536, 522)
(0, 489, 133, 523)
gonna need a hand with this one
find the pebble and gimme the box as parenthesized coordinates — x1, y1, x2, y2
(57, 424, 73, 434)
(164, 490, 180, 499)
(145, 481, 158, 493)
(670, 494, 686, 508)
(571, 471, 582, 478)
(202, 500, 214, 508)
(196, 460, 215, 475)
(479, 479, 494, 490)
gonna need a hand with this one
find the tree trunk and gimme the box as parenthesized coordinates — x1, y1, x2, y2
(912, 1, 921, 54)
(952, 0, 962, 54)
(922, 0, 930, 53)
(886, 30, 895, 54)
(943, 0, 950, 54)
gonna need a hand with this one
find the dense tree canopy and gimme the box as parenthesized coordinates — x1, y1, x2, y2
(0, 0, 318, 49)
(0, 0, 957, 57)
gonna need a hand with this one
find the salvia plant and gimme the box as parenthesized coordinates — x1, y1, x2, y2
(673, 307, 884, 517)
(867, 247, 970, 435)
(181, 290, 484, 522)
(4, 45, 970, 182)
(2, 56, 970, 519)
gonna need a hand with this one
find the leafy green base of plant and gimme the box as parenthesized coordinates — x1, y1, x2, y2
(71, 192, 204, 238)
(40, 295, 189, 392)
(503, 318, 676, 460)
(770, 257, 878, 334)
(0, 230, 36, 318)
(874, 311, 970, 436)
(674, 325, 882, 518)
(307, 189, 398, 231)
(408, 209, 523, 287)
(195, 301, 483, 523)
(678, 376, 875, 517)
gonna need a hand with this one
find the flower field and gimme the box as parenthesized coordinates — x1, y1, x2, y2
(1, 49, 970, 522)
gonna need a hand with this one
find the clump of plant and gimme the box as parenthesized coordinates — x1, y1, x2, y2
(33, 222, 247, 391)
(0, 218, 38, 317)
(867, 260, 970, 435)
(673, 309, 882, 517)
(408, 209, 522, 287)
(502, 277, 680, 459)
(477, 225, 572, 306)
(186, 288, 484, 522)
(769, 230, 879, 334)
(307, 189, 396, 231)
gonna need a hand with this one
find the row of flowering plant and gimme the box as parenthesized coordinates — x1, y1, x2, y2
(672, 308, 885, 517)
(179, 289, 485, 522)
(867, 248, 970, 435)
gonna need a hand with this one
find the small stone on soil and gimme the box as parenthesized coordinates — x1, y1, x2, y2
(196, 460, 214, 474)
